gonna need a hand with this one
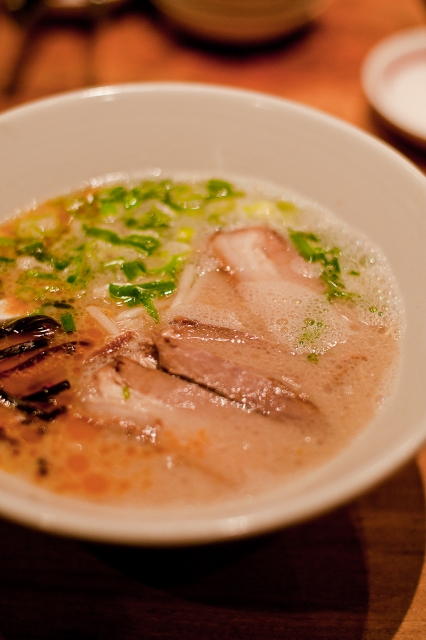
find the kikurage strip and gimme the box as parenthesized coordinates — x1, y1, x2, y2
(0, 315, 61, 340)
(0, 341, 92, 379)
(23, 380, 71, 402)
(0, 337, 49, 360)
(0, 386, 66, 421)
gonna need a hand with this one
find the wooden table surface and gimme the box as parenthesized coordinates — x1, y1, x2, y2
(1, 1, 426, 638)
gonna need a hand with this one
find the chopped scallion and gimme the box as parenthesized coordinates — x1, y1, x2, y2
(83, 226, 160, 256)
(60, 312, 76, 333)
(289, 230, 358, 302)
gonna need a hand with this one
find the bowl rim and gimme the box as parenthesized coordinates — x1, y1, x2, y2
(1, 81, 426, 546)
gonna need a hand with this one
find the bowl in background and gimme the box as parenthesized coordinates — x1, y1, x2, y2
(151, 0, 331, 45)
(0, 82, 426, 545)
(361, 26, 426, 150)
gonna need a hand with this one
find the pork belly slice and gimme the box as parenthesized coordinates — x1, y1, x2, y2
(81, 355, 233, 422)
(170, 317, 264, 345)
(166, 317, 298, 381)
(155, 331, 319, 425)
(210, 226, 322, 292)
(85, 357, 330, 500)
(112, 356, 215, 408)
(85, 330, 158, 370)
(80, 356, 269, 488)
(208, 225, 357, 353)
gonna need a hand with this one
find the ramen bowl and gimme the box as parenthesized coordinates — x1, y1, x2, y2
(151, 0, 330, 45)
(0, 83, 426, 545)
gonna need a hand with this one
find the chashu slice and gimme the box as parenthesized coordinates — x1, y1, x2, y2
(79, 356, 319, 491)
(210, 225, 323, 292)
(154, 226, 326, 426)
(155, 324, 320, 426)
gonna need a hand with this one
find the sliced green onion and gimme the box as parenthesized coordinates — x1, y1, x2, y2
(125, 208, 171, 230)
(60, 312, 76, 333)
(206, 179, 244, 200)
(0, 238, 15, 246)
(138, 280, 176, 296)
(149, 254, 187, 279)
(277, 201, 297, 213)
(109, 284, 159, 322)
(121, 260, 147, 281)
(84, 226, 160, 256)
(124, 234, 160, 254)
(289, 229, 358, 302)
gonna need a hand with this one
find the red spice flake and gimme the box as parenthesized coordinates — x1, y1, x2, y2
(36, 457, 49, 477)
(65, 417, 98, 443)
(83, 472, 110, 495)
(66, 452, 89, 474)
(21, 429, 43, 443)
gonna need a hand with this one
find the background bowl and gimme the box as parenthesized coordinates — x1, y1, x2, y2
(151, 0, 331, 45)
(0, 82, 426, 545)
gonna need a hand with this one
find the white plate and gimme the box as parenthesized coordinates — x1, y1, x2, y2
(362, 26, 426, 147)
(1, 83, 426, 545)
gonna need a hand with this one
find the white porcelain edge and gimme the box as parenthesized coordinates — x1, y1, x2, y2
(0, 82, 425, 545)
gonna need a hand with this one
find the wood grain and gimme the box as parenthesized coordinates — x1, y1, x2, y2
(0, 0, 426, 637)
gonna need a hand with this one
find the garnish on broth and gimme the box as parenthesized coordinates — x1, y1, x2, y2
(0, 177, 403, 507)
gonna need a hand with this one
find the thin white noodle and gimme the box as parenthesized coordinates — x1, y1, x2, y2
(169, 263, 196, 309)
(86, 305, 120, 335)
(116, 307, 144, 321)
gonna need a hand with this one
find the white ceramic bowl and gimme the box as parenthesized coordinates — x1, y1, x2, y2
(361, 26, 426, 149)
(1, 83, 426, 546)
(151, 0, 330, 45)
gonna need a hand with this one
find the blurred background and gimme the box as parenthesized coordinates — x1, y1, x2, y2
(0, 0, 424, 158)
(1, 0, 425, 170)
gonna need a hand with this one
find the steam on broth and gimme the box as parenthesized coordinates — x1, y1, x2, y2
(0, 176, 403, 506)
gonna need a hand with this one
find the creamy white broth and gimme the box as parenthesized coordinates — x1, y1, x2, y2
(0, 176, 403, 506)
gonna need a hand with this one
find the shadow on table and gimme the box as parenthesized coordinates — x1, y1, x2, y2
(0, 460, 423, 640)
(366, 108, 426, 174)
